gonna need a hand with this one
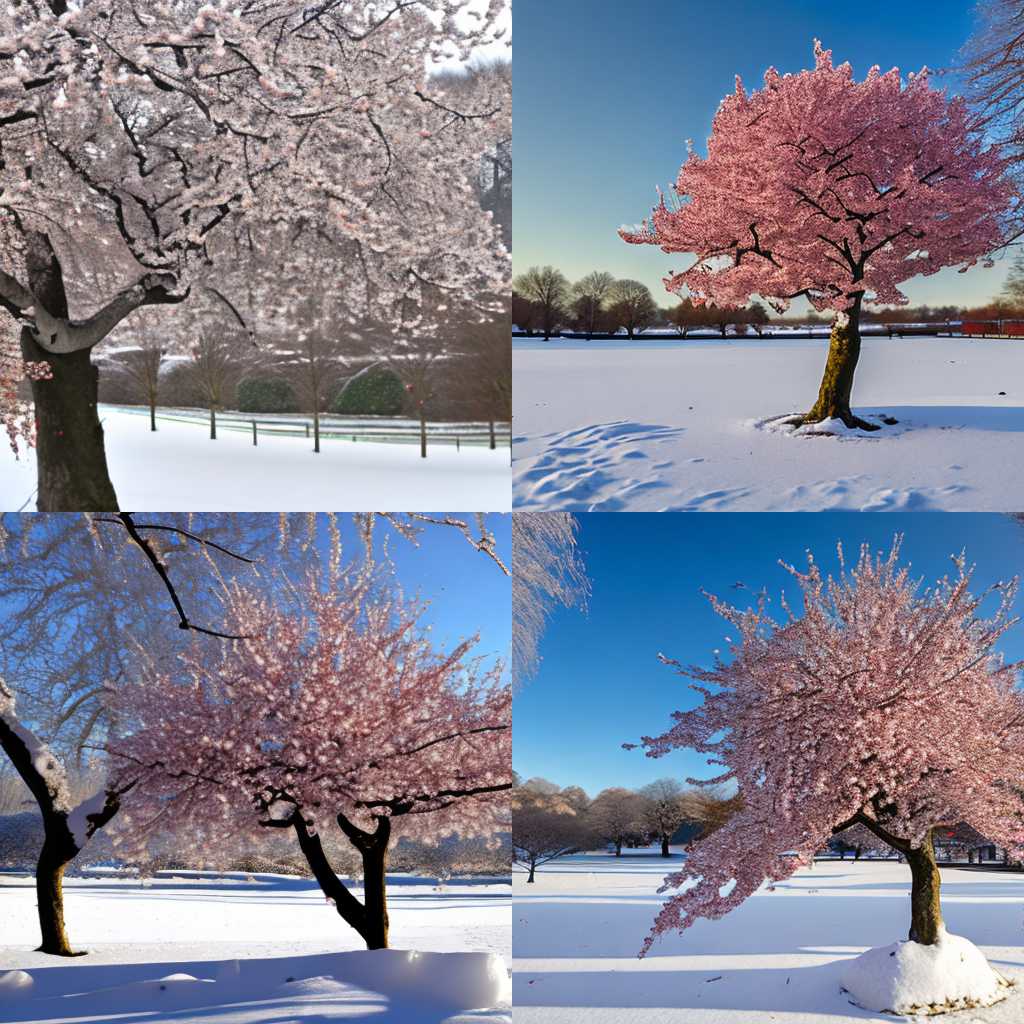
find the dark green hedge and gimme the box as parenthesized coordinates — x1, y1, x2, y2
(331, 366, 406, 416)
(237, 376, 299, 414)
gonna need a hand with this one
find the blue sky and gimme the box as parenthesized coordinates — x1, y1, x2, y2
(513, 0, 1013, 311)
(512, 513, 1024, 796)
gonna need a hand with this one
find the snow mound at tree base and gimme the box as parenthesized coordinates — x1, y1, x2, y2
(754, 412, 908, 438)
(840, 932, 1010, 1015)
(325, 949, 508, 1008)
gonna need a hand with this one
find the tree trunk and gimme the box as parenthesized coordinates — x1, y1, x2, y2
(149, 397, 157, 432)
(803, 297, 879, 431)
(22, 330, 119, 512)
(360, 828, 390, 951)
(906, 832, 943, 945)
(488, 420, 496, 450)
(614, 840, 622, 857)
(313, 408, 321, 454)
(661, 836, 670, 858)
(209, 405, 217, 440)
(527, 861, 536, 883)
(854, 848, 862, 861)
(419, 410, 427, 459)
(35, 840, 80, 957)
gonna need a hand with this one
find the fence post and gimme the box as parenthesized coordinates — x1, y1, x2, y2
(252, 420, 257, 446)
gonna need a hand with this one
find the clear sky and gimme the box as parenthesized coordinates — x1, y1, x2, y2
(513, 0, 1013, 312)
(512, 513, 1024, 796)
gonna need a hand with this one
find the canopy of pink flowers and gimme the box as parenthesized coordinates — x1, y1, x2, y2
(621, 42, 1013, 313)
(631, 541, 1024, 954)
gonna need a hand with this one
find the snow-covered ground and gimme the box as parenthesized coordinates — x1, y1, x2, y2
(512, 336, 1024, 511)
(513, 852, 1024, 1023)
(0, 871, 511, 1023)
(1, 407, 510, 511)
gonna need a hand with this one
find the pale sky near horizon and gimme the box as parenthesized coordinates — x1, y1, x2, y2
(513, 0, 1015, 312)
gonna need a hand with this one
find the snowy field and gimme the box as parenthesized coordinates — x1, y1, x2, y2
(512, 336, 1024, 511)
(512, 852, 1024, 1023)
(0, 407, 510, 511)
(0, 871, 511, 1023)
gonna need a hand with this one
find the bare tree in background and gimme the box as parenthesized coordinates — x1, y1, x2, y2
(467, 315, 511, 449)
(112, 344, 164, 431)
(962, 0, 1024, 245)
(183, 330, 251, 440)
(640, 778, 691, 858)
(512, 513, 589, 684)
(512, 267, 570, 340)
(607, 279, 658, 339)
(572, 272, 616, 340)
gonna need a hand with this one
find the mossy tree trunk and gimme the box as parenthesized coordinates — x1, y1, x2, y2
(803, 294, 879, 431)
(906, 831, 943, 945)
(848, 814, 943, 946)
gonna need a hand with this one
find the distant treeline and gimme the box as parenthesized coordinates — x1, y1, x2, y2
(513, 262, 1024, 339)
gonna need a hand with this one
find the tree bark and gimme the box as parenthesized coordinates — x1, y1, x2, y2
(149, 398, 157, 432)
(488, 420, 496, 450)
(23, 330, 120, 511)
(35, 838, 81, 957)
(313, 408, 321, 454)
(419, 410, 427, 459)
(527, 861, 536, 883)
(661, 836, 670, 857)
(906, 832, 943, 945)
(209, 406, 217, 440)
(359, 821, 391, 950)
(614, 839, 622, 857)
(803, 296, 879, 431)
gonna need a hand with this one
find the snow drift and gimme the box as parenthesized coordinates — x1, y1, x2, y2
(840, 930, 1010, 1015)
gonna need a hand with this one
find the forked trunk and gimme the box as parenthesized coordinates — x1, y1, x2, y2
(22, 329, 119, 512)
(906, 833, 943, 945)
(35, 839, 80, 957)
(803, 296, 879, 431)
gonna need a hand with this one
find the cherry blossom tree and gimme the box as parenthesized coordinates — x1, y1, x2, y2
(629, 540, 1024, 959)
(110, 578, 511, 950)
(621, 42, 1013, 429)
(0, 2, 509, 510)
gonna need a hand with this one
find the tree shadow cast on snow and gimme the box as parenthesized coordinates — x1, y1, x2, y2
(0, 951, 506, 1024)
(514, 889, 1024, 959)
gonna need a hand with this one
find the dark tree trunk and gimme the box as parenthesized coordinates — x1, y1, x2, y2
(149, 398, 157, 432)
(291, 812, 393, 950)
(803, 296, 879, 431)
(34, 838, 81, 957)
(209, 406, 217, 440)
(661, 836, 670, 857)
(527, 861, 536, 883)
(419, 410, 427, 459)
(23, 331, 119, 511)
(360, 828, 390, 950)
(854, 848, 862, 861)
(906, 833, 943, 945)
(614, 839, 622, 857)
(313, 408, 321, 454)
(488, 420, 496, 450)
